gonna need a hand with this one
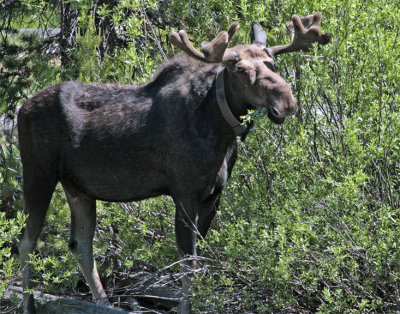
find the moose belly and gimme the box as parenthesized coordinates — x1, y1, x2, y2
(60, 150, 169, 202)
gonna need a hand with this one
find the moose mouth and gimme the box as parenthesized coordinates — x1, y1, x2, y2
(267, 108, 286, 124)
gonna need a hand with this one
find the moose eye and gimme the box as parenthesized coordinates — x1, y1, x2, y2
(263, 60, 275, 71)
(233, 66, 246, 73)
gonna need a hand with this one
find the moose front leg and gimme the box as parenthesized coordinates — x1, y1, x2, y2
(197, 191, 222, 240)
(174, 197, 199, 314)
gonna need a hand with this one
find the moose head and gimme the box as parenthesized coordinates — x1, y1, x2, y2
(170, 12, 331, 126)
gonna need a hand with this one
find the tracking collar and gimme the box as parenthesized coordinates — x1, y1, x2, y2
(216, 68, 255, 141)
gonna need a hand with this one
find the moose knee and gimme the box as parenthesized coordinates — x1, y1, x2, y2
(68, 239, 78, 252)
(68, 238, 92, 257)
(19, 234, 38, 264)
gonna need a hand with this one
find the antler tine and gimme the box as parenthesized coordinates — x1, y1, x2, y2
(267, 12, 331, 57)
(170, 22, 239, 63)
(170, 30, 208, 61)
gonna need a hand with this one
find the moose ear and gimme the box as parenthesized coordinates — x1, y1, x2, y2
(251, 22, 267, 46)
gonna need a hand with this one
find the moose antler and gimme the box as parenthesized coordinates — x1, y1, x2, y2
(170, 23, 240, 63)
(267, 12, 331, 56)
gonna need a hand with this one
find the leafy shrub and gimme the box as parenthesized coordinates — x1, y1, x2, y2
(0, 211, 25, 296)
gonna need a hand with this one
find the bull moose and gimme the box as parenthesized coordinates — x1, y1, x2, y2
(18, 13, 331, 313)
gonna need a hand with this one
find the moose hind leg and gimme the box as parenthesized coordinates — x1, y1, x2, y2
(19, 170, 56, 313)
(62, 183, 110, 306)
(174, 197, 199, 314)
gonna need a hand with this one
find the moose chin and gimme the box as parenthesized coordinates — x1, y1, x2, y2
(18, 12, 330, 313)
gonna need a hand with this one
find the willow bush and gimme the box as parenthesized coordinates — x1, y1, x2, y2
(195, 1, 400, 312)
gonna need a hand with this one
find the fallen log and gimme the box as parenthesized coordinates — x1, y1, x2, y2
(3, 286, 134, 313)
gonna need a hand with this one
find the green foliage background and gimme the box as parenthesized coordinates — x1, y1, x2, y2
(1, 0, 400, 312)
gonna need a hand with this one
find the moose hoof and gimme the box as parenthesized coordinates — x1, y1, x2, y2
(95, 297, 111, 307)
(177, 299, 191, 314)
(24, 295, 37, 314)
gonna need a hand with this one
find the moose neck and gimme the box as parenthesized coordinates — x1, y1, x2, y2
(221, 68, 249, 119)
